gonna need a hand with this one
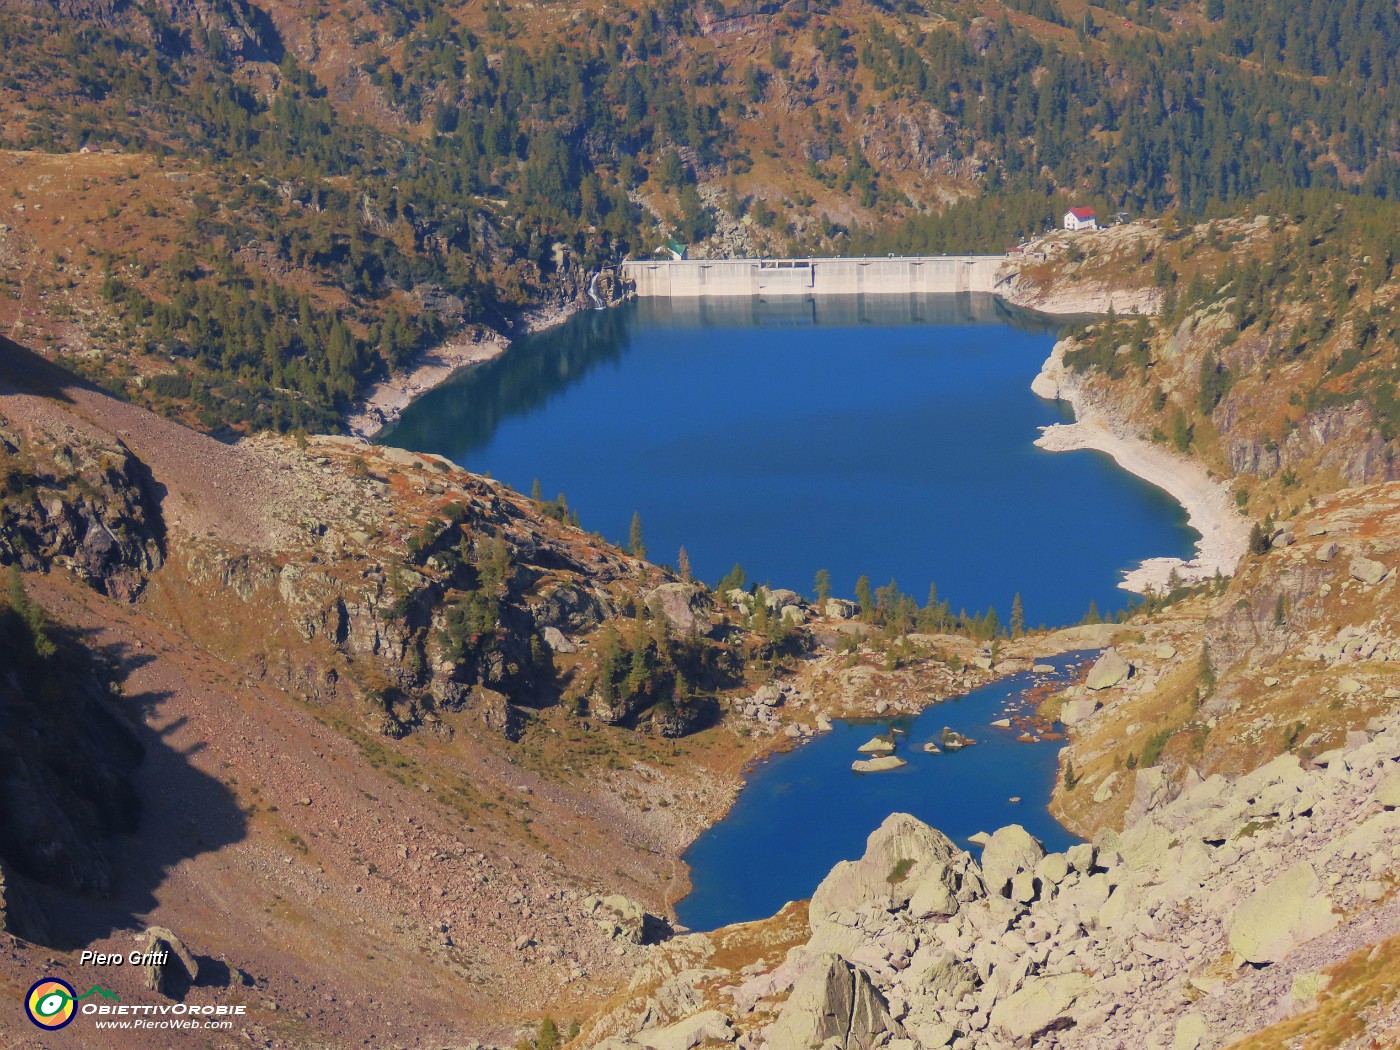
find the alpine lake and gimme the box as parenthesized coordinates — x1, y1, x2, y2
(382, 293, 1196, 930)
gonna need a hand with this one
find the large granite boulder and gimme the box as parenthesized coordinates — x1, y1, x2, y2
(980, 825, 1046, 900)
(764, 953, 904, 1050)
(989, 972, 1091, 1040)
(1227, 861, 1337, 964)
(1085, 648, 1132, 690)
(1350, 555, 1390, 585)
(823, 598, 859, 619)
(636, 1010, 733, 1050)
(809, 814, 982, 928)
(583, 894, 673, 945)
(645, 583, 714, 635)
(1059, 698, 1099, 725)
(136, 926, 200, 995)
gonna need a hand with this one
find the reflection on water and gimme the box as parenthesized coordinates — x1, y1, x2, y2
(379, 295, 1063, 455)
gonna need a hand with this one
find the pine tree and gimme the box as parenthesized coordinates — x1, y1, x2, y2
(716, 563, 746, 595)
(855, 575, 876, 621)
(814, 568, 832, 605)
(982, 606, 1001, 638)
(1248, 522, 1270, 556)
(628, 512, 647, 560)
(530, 478, 542, 501)
(678, 546, 691, 582)
(1010, 593, 1025, 637)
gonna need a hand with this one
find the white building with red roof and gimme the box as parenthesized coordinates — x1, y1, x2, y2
(1063, 206, 1099, 232)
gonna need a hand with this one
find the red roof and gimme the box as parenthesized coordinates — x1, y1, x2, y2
(1068, 207, 1096, 220)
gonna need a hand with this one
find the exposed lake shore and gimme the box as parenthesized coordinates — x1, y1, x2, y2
(1031, 338, 1251, 593)
(347, 300, 584, 439)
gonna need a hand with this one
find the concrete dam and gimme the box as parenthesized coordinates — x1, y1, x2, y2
(621, 255, 1010, 298)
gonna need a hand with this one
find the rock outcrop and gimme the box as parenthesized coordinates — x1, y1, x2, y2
(0, 424, 163, 600)
(645, 583, 714, 636)
(765, 953, 903, 1050)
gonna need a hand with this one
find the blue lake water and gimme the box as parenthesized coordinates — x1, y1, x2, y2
(675, 652, 1089, 932)
(383, 294, 1194, 626)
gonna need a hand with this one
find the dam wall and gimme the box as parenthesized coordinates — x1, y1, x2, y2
(621, 255, 1010, 298)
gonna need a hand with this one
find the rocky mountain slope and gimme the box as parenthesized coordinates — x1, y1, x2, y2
(582, 710, 1400, 1049)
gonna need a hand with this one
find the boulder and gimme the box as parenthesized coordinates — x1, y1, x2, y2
(980, 825, 1045, 899)
(1092, 771, 1119, 803)
(584, 895, 672, 945)
(645, 584, 714, 635)
(135, 926, 200, 995)
(762, 587, 803, 610)
(542, 626, 577, 653)
(754, 685, 783, 707)
(1032, 663, 1056, 674)
(1350, 555, 1390, 586)
(764, 954, 904, 1050)
(989, 972, 1091, 1040)
(1085, 648, 1132, 690)
(1060, 698, 1099, 726)
(1374, 769, 1400, 809)
(1036, 852, 1071, 886)
(823, 598, 859, 619)
(1227, 861, 1337, 964)
(1316, 541, 1339, 564)
(636, 1010, 734, 1050)
(809, 814, 981, 928)
(851, 755, 907, 774)
(1173, 1013, 1210, 1050)
(1154, 644, 1177, 660)
(1124, 767, 1172, 826)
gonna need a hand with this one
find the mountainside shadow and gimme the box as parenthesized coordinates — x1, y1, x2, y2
(0, 616, 247, 959)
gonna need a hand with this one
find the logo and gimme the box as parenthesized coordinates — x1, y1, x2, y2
(24, 979, 119, 1030)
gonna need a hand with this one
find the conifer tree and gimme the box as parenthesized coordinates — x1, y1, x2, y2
(678, 546, 691, 582)
(628, 512, 647, 560)
(855, 575, 876, 621)
(1010, 593, 1025, 637)
(814, 568, 832, 605)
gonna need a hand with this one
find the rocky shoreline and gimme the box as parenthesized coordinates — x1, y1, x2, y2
(346, 299, 585, 439)
(1030, 339, 1250, 594)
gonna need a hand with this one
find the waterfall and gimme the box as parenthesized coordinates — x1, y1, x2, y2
(587, 271, 606, 310)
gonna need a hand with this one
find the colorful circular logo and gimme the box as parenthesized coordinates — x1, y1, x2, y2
(25, 978, 77, 1030)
